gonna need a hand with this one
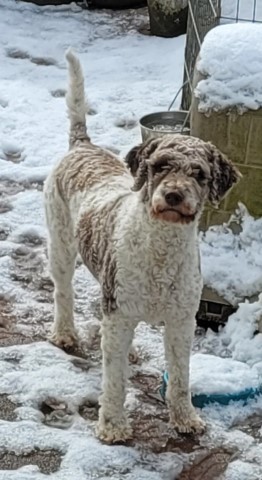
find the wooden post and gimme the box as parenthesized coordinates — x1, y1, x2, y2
(147, 0, 188, 38)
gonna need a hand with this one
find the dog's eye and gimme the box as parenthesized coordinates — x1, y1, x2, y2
(193, 169, 206, 183)
(152, 162, 168, 174)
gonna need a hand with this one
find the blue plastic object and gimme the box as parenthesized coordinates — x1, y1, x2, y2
(160, 371, 261, 408)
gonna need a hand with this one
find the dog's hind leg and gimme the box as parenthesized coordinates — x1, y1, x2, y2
(44, 180, 78, 348)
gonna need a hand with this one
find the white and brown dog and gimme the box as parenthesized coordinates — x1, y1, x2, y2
(44, 50, 241, 443)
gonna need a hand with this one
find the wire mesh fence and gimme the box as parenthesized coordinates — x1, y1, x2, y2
(181, 0, 262, 110)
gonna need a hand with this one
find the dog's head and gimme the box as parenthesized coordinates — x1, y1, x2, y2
(125, 135, 241, 224)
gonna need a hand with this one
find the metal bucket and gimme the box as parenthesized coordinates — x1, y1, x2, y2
(140, 110, 190, 142)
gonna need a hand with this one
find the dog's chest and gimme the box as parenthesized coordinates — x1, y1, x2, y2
(116, 231, 202, 322)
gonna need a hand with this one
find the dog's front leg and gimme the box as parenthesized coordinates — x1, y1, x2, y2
(96, 312, 134, 443)
(164, 316, 205, 434)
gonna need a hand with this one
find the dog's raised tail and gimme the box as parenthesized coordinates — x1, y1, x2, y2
(65, 48, 90, 148)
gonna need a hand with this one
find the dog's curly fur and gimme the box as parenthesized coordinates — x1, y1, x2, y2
(44, 49, 241, 443)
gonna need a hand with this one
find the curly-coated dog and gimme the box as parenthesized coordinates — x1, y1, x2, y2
(44, 49, 241, 443)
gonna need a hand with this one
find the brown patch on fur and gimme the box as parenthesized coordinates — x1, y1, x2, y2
(77, 199, 123, 314)
(77, 210, 101, 280)
(205, 144, 242, 206)
(55, 145, 128, 199)
(125, 137, 160, 178)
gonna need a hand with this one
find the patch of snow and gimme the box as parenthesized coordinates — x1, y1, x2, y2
(0, 140, 24, 157)
(197, 297, 262, 378)
(0, 342, 101, 408)
(195, 23, 262, 112)
(224, 459, 261, 480)
(200, 204, 262, 304)
(0, 161, 49, 184)
(1, 191, 45, 233)
(191, 354, 260, 395)
(220, 297, 262, 366)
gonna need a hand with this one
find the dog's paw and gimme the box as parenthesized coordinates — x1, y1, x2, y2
(96, 416, 133, 443)
(48, 330, 78, 349)
(170, 412, 206, 435)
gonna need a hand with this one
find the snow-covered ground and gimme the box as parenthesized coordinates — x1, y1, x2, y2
(200, 206, 262, 305)
(0, 1, 262, 479)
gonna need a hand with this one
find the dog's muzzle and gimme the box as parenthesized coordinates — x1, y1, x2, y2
(152, 189, 197, 224)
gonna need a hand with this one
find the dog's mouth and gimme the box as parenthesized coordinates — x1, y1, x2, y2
(152, 207, 197, 224)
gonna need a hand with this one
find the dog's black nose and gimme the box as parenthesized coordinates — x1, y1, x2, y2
(165, 191, 184, 206)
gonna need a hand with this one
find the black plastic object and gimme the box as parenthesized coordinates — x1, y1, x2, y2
(87, 0, 146, 9)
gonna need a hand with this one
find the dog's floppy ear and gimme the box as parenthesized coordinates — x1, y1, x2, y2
(125, 138, 161, 191)
(206, 143, 242, 207)
(125, 145, 141, 177)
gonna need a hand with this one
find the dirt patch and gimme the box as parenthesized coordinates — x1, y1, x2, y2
(0, 296, 14, 330)
(129, 410, 202, 455)
(0, 225, 10, 241)
(10, 248, 53, 304)
(70, 356, 94, 371)
(0, 330, 44, 348)
(129, 372, 202, 454)
(0, 142, 25, 163)
(79, 399, 100, 422)
(40, 397, 75, 429)
(0, 395, 18, 421)
(30, 56, 57, 66)
(1, 152, 24, 164)
(50, 88, 66, 98)
(232, 414, 262, 441)
(131, 371, 160, 396)
(0, 449, 62, 474)
(0, 296, 44, 347)
(0, 200, 13, 214)
(99, 6, 149, 35)
(114, 117, 137, 130)
(59, 320, 102, 363)
(178, 448, 236, 480)
(138, 23, 151, 36)
(0, 180, 43, 200)
(11, 232, 44, 248)
(6, 48, 30, 60)
(0, 180, 25, 198)
(5, 46, 58, 69)
(10, 251, 45, 286)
